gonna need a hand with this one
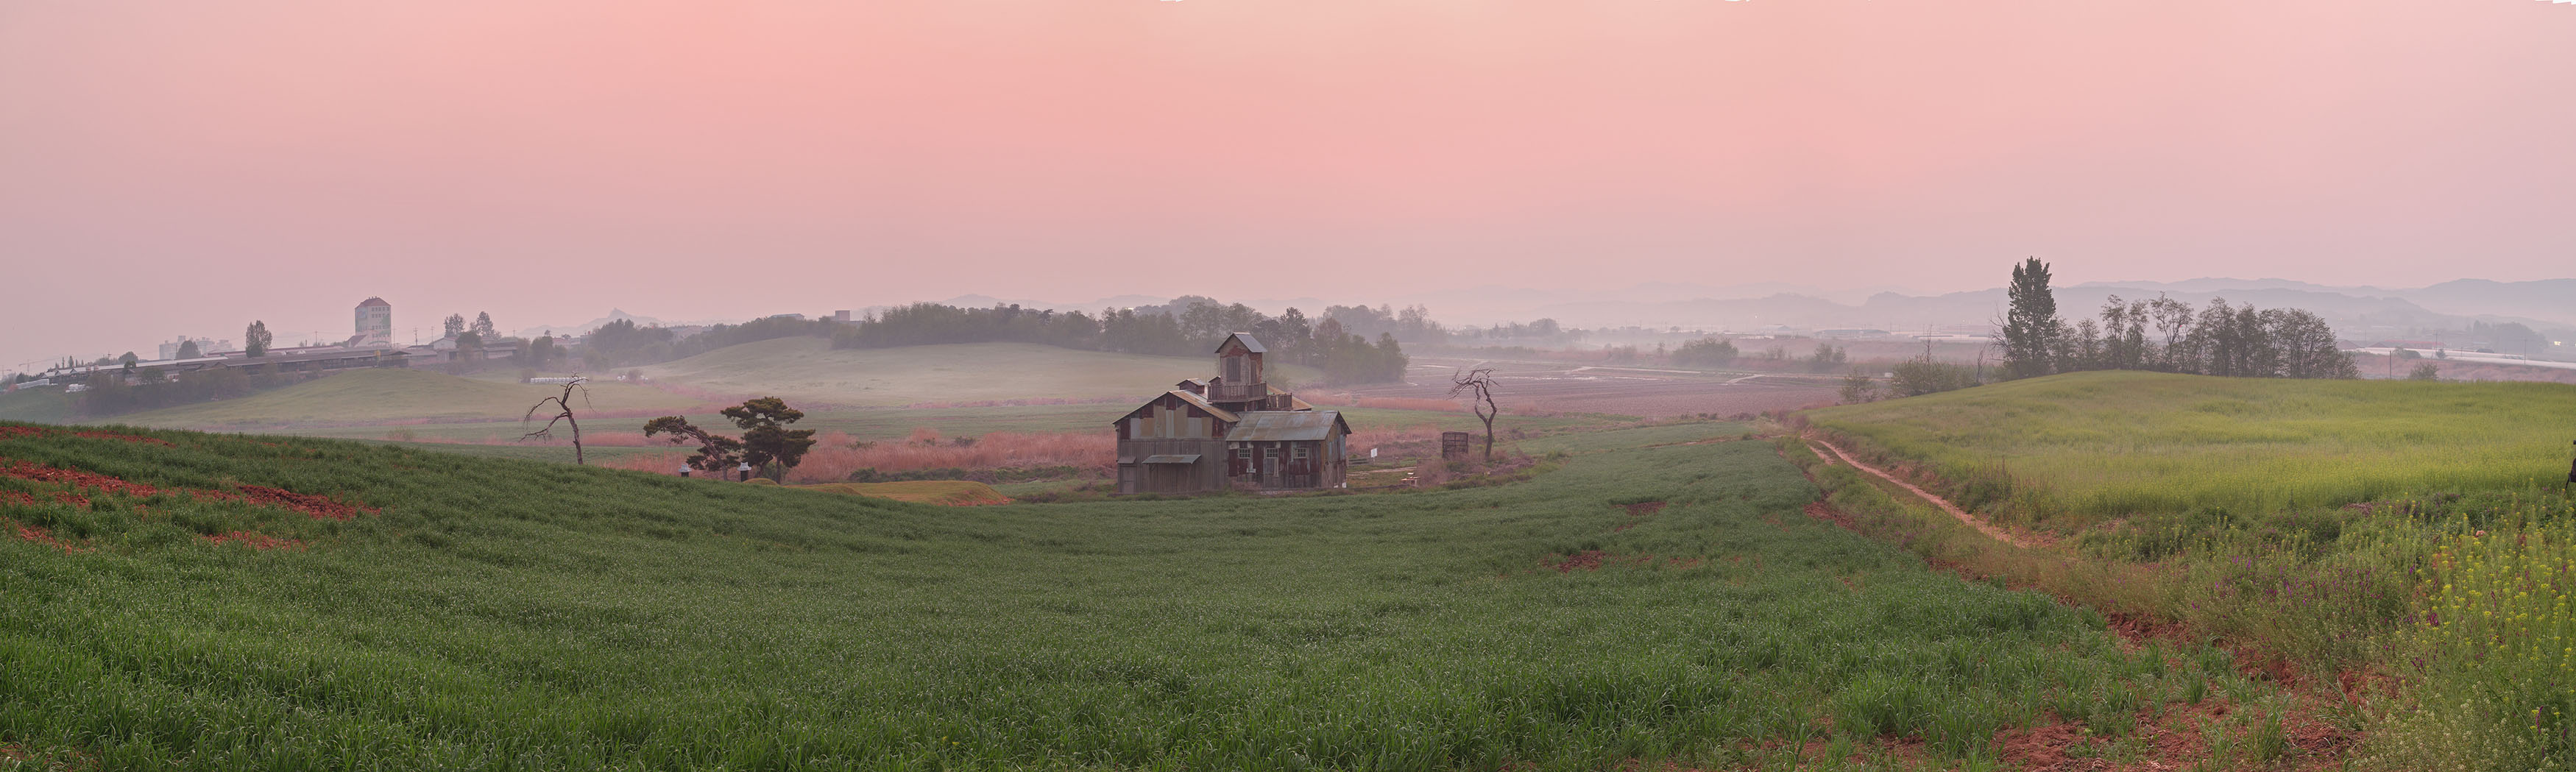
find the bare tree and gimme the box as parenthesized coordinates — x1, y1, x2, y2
(1446, 367, 1499, 461)
(521, 375, 592, 465)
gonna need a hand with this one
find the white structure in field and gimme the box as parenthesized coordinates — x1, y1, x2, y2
(350, 297, 394, 349)
(157, 336, 229, 359)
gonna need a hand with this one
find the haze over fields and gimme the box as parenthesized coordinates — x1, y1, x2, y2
(6, 1, 2576, 372)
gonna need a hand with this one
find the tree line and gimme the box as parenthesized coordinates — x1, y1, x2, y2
(581, 316, 836, 369)
(827, 298, 1409, 385)
(2000, 258, 2358, 380)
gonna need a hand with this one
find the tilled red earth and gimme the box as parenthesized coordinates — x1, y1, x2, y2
(2, 456, 377, 550)
(1, 459, 164, 497)
(0, 425, 174, 446)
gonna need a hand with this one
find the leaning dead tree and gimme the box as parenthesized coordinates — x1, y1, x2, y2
(1447, 367, 1500, 462)
(521, 375, 593, 465)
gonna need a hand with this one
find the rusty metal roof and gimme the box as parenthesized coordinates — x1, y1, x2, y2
(1170, 390, 1239, 422)
(1223, 411, 1348, 442)
(1217, 333, 1265, 354)
(1114, 389, 1241, 425)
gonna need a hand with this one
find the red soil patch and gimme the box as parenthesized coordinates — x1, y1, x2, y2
(11, 522, 90, 553)
(1, 458, 375, 525)
(0, 460, 163, 497)
(0, 490, 89, 508)
(1802, 500, 1860, 530)
(1553, 550, 1611, 572)
(1613, 500, 1668, 531)
(231, 485, 377, 521)
(71, 430, 173, 446)
(204, 531, 305, 550)
(1549, 550, 1662, 573)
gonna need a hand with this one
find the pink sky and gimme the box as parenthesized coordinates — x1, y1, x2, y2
(4, 0, 2572, 370)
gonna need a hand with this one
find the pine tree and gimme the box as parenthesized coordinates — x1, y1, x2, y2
(2000, 257, 2062, 379)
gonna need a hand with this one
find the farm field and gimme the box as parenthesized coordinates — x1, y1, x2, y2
(1795, 370, 2576, 770)
(639, 338, 1328, 408)
(252, 404, 1616, 478)
(790, 480, 1014, 506)
(1344, 355, 1844, 418)
(0, 421, 2272, 770)
(116, 368, 709, 430)
(1803, 370, 2576, 520)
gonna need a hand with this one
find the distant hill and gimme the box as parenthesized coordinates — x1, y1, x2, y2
(2394, 279, 2576, 327)
(638, 338, 1328, 408)
(512, 308, 717, 339)
(1498, 279, 2572, 354)
(2067, 277, 2363, 295)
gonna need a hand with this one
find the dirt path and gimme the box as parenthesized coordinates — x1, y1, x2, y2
(1808, 437, 2039, 550)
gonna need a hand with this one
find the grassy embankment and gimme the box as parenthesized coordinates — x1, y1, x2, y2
(1797, 370, 2576, 770)
(0, 388, 77, 425)
(1, 420, 2265, 770)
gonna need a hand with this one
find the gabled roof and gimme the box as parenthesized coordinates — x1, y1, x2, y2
(1114, 389, 1240, 425)
(1216, 333, 1265, 354)
(1224, 411, 1348, 442)
(358, 297, 390, 307)
(1257, 383, 1315, 411)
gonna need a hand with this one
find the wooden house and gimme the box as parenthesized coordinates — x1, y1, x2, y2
(1114, 333, 1351, 494)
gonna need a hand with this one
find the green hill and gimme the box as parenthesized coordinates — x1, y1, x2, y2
(0, 386, 77, 423)
(1805, 369, 2576, 519)
(0, 420, 2220, 770)
(117, 368, 705, 429)
(640, 338, 1328, 407)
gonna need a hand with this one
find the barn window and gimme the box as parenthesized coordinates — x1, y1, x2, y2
(1234, 447, 1251, 460)
(1292, 446, 1310, 461)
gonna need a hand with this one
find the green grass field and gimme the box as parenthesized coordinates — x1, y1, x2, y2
(640, 339, 1330, 408)
(117, 369, 707, 429)
(1805, 370, 2576, 520)
(1800, 371, 2576, 769)
(0, 387, 78, 424)
(0, 421, 2250, 770)
(791, 480, 1014, 506)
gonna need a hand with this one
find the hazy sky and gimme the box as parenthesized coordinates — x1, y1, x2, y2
(5, 0, 2572, 370)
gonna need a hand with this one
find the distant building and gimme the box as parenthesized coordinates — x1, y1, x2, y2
(349, 297, 394, 349)
(157, 336, 228, 360)
(1114, 333, 1351, 495)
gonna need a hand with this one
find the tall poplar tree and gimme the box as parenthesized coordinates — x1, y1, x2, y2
(2000, 257, 2062, 379)
(244, 321, 273, 357)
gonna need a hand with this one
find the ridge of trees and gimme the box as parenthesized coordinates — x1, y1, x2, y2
(2001, 258, 2360, 380)
(825, 298, 1409, 385)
